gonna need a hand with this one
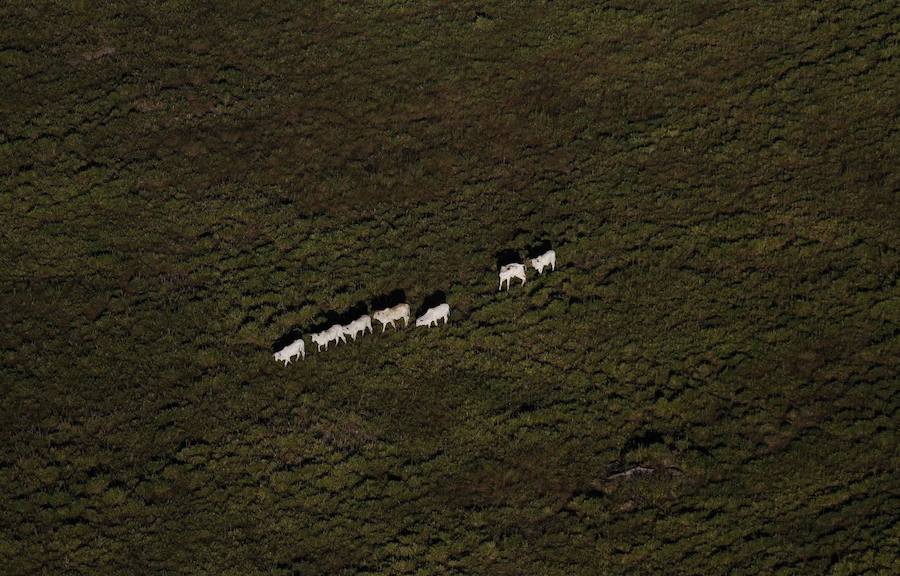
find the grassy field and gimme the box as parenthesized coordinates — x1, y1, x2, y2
(1, 1, 899, 574)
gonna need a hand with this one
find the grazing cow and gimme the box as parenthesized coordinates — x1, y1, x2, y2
(311, 324, 346, 351)
(499, 262, 527, 290)
(529, 249, 556, 274)
(342, 314, 373, 340)
(372, 303, 410, 332)
(415, 303, 450, 327)
(273, 337, 305, 365)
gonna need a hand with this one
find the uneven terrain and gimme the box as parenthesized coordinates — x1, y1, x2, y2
(1, 1, 899, 574)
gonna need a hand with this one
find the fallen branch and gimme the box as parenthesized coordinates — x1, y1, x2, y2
(607, 466, 655, 480)
(81, 46, 117, 62)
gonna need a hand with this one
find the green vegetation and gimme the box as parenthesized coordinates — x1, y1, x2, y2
(1, 1, 898, 574)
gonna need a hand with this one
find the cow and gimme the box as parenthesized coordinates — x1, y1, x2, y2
(415, 303, 450, 327)
(342, 314, 373, 341)
(529, 249, 556, 274)
(311, 324, 346, 351)
(273, 337, 305, 365)
(499, 262, 527, 290)
(372, 303, 410, 332)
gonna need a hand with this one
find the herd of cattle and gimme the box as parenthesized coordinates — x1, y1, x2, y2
(273, 249, 557, 365)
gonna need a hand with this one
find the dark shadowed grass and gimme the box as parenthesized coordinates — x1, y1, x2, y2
(1, 0, 899, 574)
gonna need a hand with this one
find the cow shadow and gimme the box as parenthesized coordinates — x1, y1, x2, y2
(309, 300, 370, 332)
(370, 288, 407, 312)
(526, 238, 554, 259)
(415, 290, 447, 318)
(339, 300, 369, 323)
(272, 326, 304, 353)
(495, 248, 522, 270)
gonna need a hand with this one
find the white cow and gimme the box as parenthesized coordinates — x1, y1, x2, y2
(342, 314, 373, 340)
(311, 324, 346, 351)
(416, 303, 450, 327)
(273, 337, 305, 365)
(372, 303, 410, 332)
(499, 262, 527, 290)
(529, 249, 556, 274)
